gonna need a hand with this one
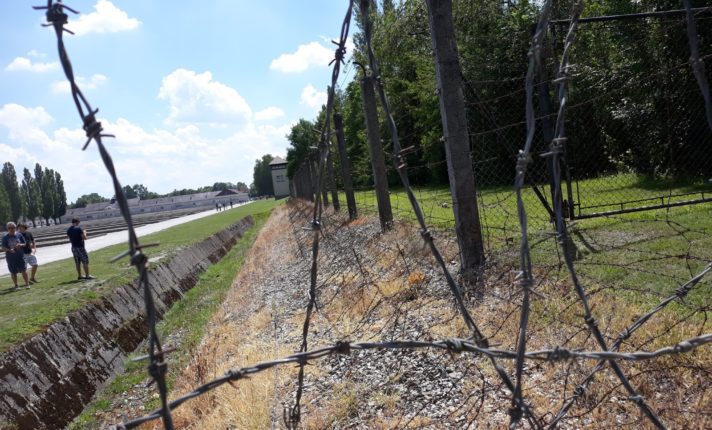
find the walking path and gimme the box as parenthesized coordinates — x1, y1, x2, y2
(0, 204, 250, 278)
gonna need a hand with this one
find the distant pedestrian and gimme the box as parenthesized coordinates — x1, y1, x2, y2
(229, 200, 233, 208)
(67, 218, 93, 280)
(2, 222, 30, 290)
(18, 223, 39, 283)
(216, 202, 220, 212)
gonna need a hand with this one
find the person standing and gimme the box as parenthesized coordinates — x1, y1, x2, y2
(2, 222, 30, 289)
(67, 218, 93, 280)
(18, 223, 39, 283)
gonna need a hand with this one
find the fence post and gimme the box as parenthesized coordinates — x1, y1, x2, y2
(426, 0, 485, 276)
(327, 147, 340, 211)
(306, 160, 316, 202)
(361, 75, 393, 231)
(334, 113, 358, 220)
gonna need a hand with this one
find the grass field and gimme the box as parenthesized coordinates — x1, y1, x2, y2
(0, 199, 280, 353)
(68, 210, 271, 430)
(346, 173, 712, 306)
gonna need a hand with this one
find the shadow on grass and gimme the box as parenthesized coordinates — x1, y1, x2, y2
(56, 278, 88, 286)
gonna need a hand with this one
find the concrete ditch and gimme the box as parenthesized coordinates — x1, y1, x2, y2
(0, 215, 254, 430)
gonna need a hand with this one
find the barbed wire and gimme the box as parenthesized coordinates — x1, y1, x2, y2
(288, 2, 355, 428)
(30, 1, 712, 429)
(33, 1, 176, 428)
(543, 0, 667, 426)
(107, 330, 711, 429)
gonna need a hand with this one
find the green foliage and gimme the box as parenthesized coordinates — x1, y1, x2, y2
(21, 168, 42, 225)
(1, 162, 23, 222)
(286, 119, 316, 179)
(53, 171, 67, 219)
(0, 185, 9, 225)
(252, 154, 275, 196)
(70, 193, 108, 209)
(39, 167, 56, 224)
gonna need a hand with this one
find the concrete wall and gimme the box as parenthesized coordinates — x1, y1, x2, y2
(0, 216, 254, 430)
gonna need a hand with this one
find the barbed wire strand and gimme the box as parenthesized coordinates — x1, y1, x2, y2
(287, 2, 354, 428)
(359, 1, 543, 428)
(509, 0, 557, 426)
(110, 332, 712, 429)
(548, 260, 712, 428)
(32, 1, 175, 429)
(33, 0, 173, 430)
(542, 1, 669, 427)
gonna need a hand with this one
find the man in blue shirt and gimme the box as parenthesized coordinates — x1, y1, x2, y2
(2, 222, 30, 289)
(67, 218, 94, 280)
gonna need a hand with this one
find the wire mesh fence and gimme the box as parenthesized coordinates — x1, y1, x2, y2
(30, 0, 712, 429)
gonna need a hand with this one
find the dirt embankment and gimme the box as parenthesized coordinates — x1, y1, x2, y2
(0, 216, 253, 430)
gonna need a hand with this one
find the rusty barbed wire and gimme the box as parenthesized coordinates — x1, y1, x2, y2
(108, 330, 711, 429)
(359, 0, 545, 428)
(287, 1, 355, 428)
(541, 0, 668, 427)
(28, 1, 712, 429)
(33, 1, 175, 428)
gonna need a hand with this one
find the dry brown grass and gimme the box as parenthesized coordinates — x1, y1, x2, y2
(146, 202, 711, 429)
(152, 205, 296, 430)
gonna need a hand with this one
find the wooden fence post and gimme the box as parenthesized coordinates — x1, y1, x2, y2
(361, 75, 393, 231)
(334, 113, 358, 220)
(426, 0, 485, 277)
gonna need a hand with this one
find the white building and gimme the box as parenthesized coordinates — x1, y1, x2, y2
(270, 156, 290, 199)
(64, 189, 249, 221)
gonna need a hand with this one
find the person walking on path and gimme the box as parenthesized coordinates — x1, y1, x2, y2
(67, 218, 94, 280)
(18, 223, 39, 283)
(2, 222, 30, 289)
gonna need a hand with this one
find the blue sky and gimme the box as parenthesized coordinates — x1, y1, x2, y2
(0, 1, 355, 201)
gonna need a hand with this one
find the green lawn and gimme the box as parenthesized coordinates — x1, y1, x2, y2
(68, 210, 270, 430)
(0, 199, 280, 353)
(344, 173, 712, 306)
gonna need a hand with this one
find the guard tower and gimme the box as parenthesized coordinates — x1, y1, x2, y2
(270, 156, 289, 199)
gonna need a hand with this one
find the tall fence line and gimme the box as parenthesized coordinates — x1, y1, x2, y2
(32, 0, 712, 429)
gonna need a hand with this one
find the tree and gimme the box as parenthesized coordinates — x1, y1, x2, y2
(286, 119, 316, 179)
(121, 185, 138, 199)
(71, 193, 108, 208)
(252, 154, 275, 196)
(20, 168, 42, 226)
(1, 162, 23, 222)
(0, 185, 9, 227)
(40, 167, 56, 225)
(53, 171, 67, 221)
(211, 182, 232, 192)
(236, 181, 249, 193)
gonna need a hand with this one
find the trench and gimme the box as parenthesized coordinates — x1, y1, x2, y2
(0, 215, 254, 430)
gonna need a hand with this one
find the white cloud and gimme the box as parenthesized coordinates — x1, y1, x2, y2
(300, 84, 327, 110)
(255, 107, 285, 121)
(66, 0, 141, 36)
(5, 57, 59, 73)
(27, 50, 46, 59)
(270, 41, 334, 73)
(158, 69, 252, 126)
(51, 74, 108, 94)
(0, 104, 54, 129)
